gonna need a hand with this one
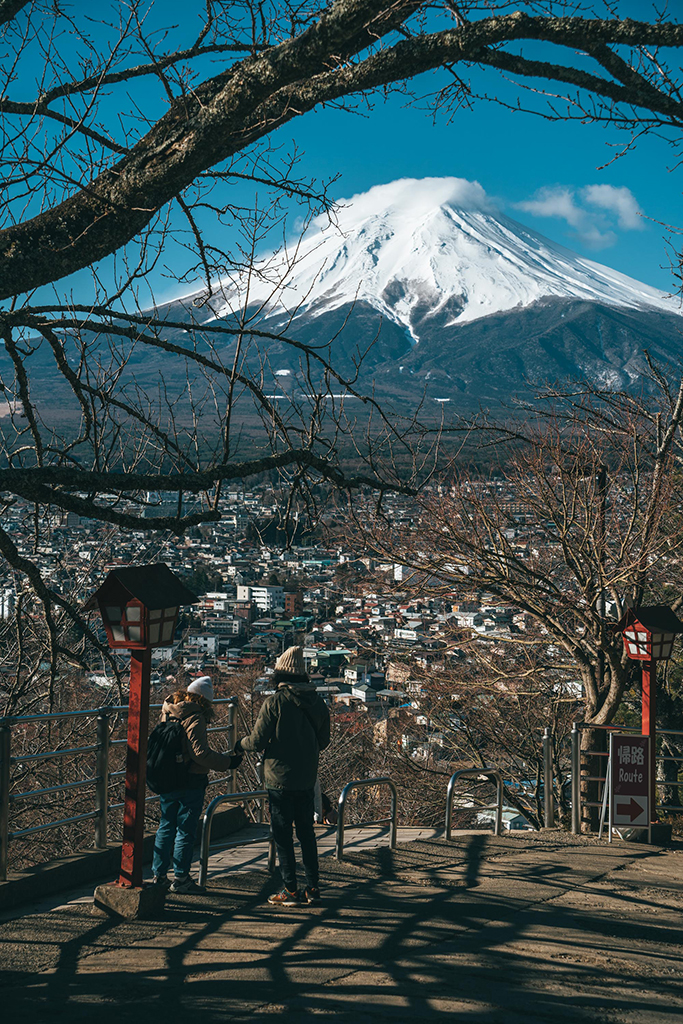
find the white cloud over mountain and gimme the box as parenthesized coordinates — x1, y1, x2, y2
(582, 184, 644, 230)
(513, 184, 644, 249)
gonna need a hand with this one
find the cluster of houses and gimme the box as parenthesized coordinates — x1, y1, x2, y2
(1, 485, 562, 830)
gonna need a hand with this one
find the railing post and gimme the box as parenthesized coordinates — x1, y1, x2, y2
(257, 758, 264, 824)
(227, 698, 237, 795)
(336, 787, 347, 860)
(445, 774, 456, 842)
(95, 712, 110, 850)
(198, 799, 219, 889)
(571, 722, 581, 834)
(0, 724, 10, 881)
(494, 772, 503, 837)
(389, 781, 397, 849)
(543, 727, 555, 828)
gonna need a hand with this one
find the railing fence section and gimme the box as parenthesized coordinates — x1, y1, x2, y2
(0, 697, 238, 881)
(198, 789, 276, 888)
(336, 777, 398, 860)
(445, 768, 504, 838)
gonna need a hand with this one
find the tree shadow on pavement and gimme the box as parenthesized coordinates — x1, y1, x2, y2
(1, 835, 682, 1024)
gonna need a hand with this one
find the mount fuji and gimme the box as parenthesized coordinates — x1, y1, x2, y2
(175, 177, 682, 407)
(208, 177, 678, 330)
(10, 179, 681, 432)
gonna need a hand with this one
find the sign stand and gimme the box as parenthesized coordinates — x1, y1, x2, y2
(609, 733, 651, 844)
(598, 754, 612, 841)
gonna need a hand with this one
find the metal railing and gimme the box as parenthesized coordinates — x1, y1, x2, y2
(445, 769, 504, 839)
(336, 777, 397, 860)
(569, 721, 683, 834)
(542, 727, 555, 828)
(198, 789, 276, 888)
(0, 696, 238, 881)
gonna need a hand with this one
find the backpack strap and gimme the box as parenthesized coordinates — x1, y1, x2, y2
(298, 702, 323, 747)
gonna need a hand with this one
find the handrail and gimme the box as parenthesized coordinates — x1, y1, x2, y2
(198, 789, 276, 888)
(0, 696, 239, 881)
(445, 769, 504, 839)
(336, 777, 397, 861)
(0, 696, 237, 728)
(11, 744, 99, 763)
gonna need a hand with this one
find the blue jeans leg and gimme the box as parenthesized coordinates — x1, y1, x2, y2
(152, 793, 180, 877)
(172, 786, 206, 877)
(152, 784, 206, 878)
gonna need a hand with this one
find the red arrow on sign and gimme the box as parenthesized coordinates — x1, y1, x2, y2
(616, 798, 646, 822)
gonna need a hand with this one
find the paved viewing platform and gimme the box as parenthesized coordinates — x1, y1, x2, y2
(2, 826, 683, 1023)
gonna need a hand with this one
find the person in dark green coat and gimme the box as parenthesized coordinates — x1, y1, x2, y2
(235, 645, 330, 906)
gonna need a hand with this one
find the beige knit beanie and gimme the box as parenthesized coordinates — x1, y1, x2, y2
(274, 645, 306, 676)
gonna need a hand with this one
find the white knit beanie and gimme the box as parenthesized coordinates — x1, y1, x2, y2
(187, 675, 214, 702)
(274, 645, 306, 676)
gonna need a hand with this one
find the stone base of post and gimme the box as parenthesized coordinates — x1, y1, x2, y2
(93, 881, 166, 920)
(615, 822, 672, 845)
(649, 822, 672, 845)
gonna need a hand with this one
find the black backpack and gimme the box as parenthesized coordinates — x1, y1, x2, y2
(146, 720, 192, 794)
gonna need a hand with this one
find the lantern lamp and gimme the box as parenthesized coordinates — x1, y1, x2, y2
(84, 563, 198, 649)
(618, 606, 683, 664)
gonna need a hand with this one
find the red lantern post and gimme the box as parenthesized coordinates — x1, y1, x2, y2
(119, 646, 153, 887)
(84, 564, 198, 916)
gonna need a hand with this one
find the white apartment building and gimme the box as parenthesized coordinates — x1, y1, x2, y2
(236, 584, 285, 612)
(0, 587, 15, 619)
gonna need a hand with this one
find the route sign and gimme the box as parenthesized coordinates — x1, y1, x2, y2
(610, 734, 650, 836)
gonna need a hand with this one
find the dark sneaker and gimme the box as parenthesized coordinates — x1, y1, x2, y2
(302, 886, 321, 905)
(268, 887, 301, 907)
(170, 875, 205, 894)
(151, 874, 171, 889)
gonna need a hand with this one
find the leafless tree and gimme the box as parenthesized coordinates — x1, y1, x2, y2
(3, 1, 683, 694)
(352, 372, 683, 826)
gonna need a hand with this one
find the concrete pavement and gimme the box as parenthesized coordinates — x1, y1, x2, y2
(1, 827, 682, 1023)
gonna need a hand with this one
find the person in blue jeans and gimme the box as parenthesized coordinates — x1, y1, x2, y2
(152, 676, 242, 893)
(235, 646, 330, 906)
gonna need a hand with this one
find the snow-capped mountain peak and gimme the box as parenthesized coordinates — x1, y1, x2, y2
(205, 177, 680, 338)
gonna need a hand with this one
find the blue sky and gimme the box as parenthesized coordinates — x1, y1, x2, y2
(11, 2, 683, 302)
